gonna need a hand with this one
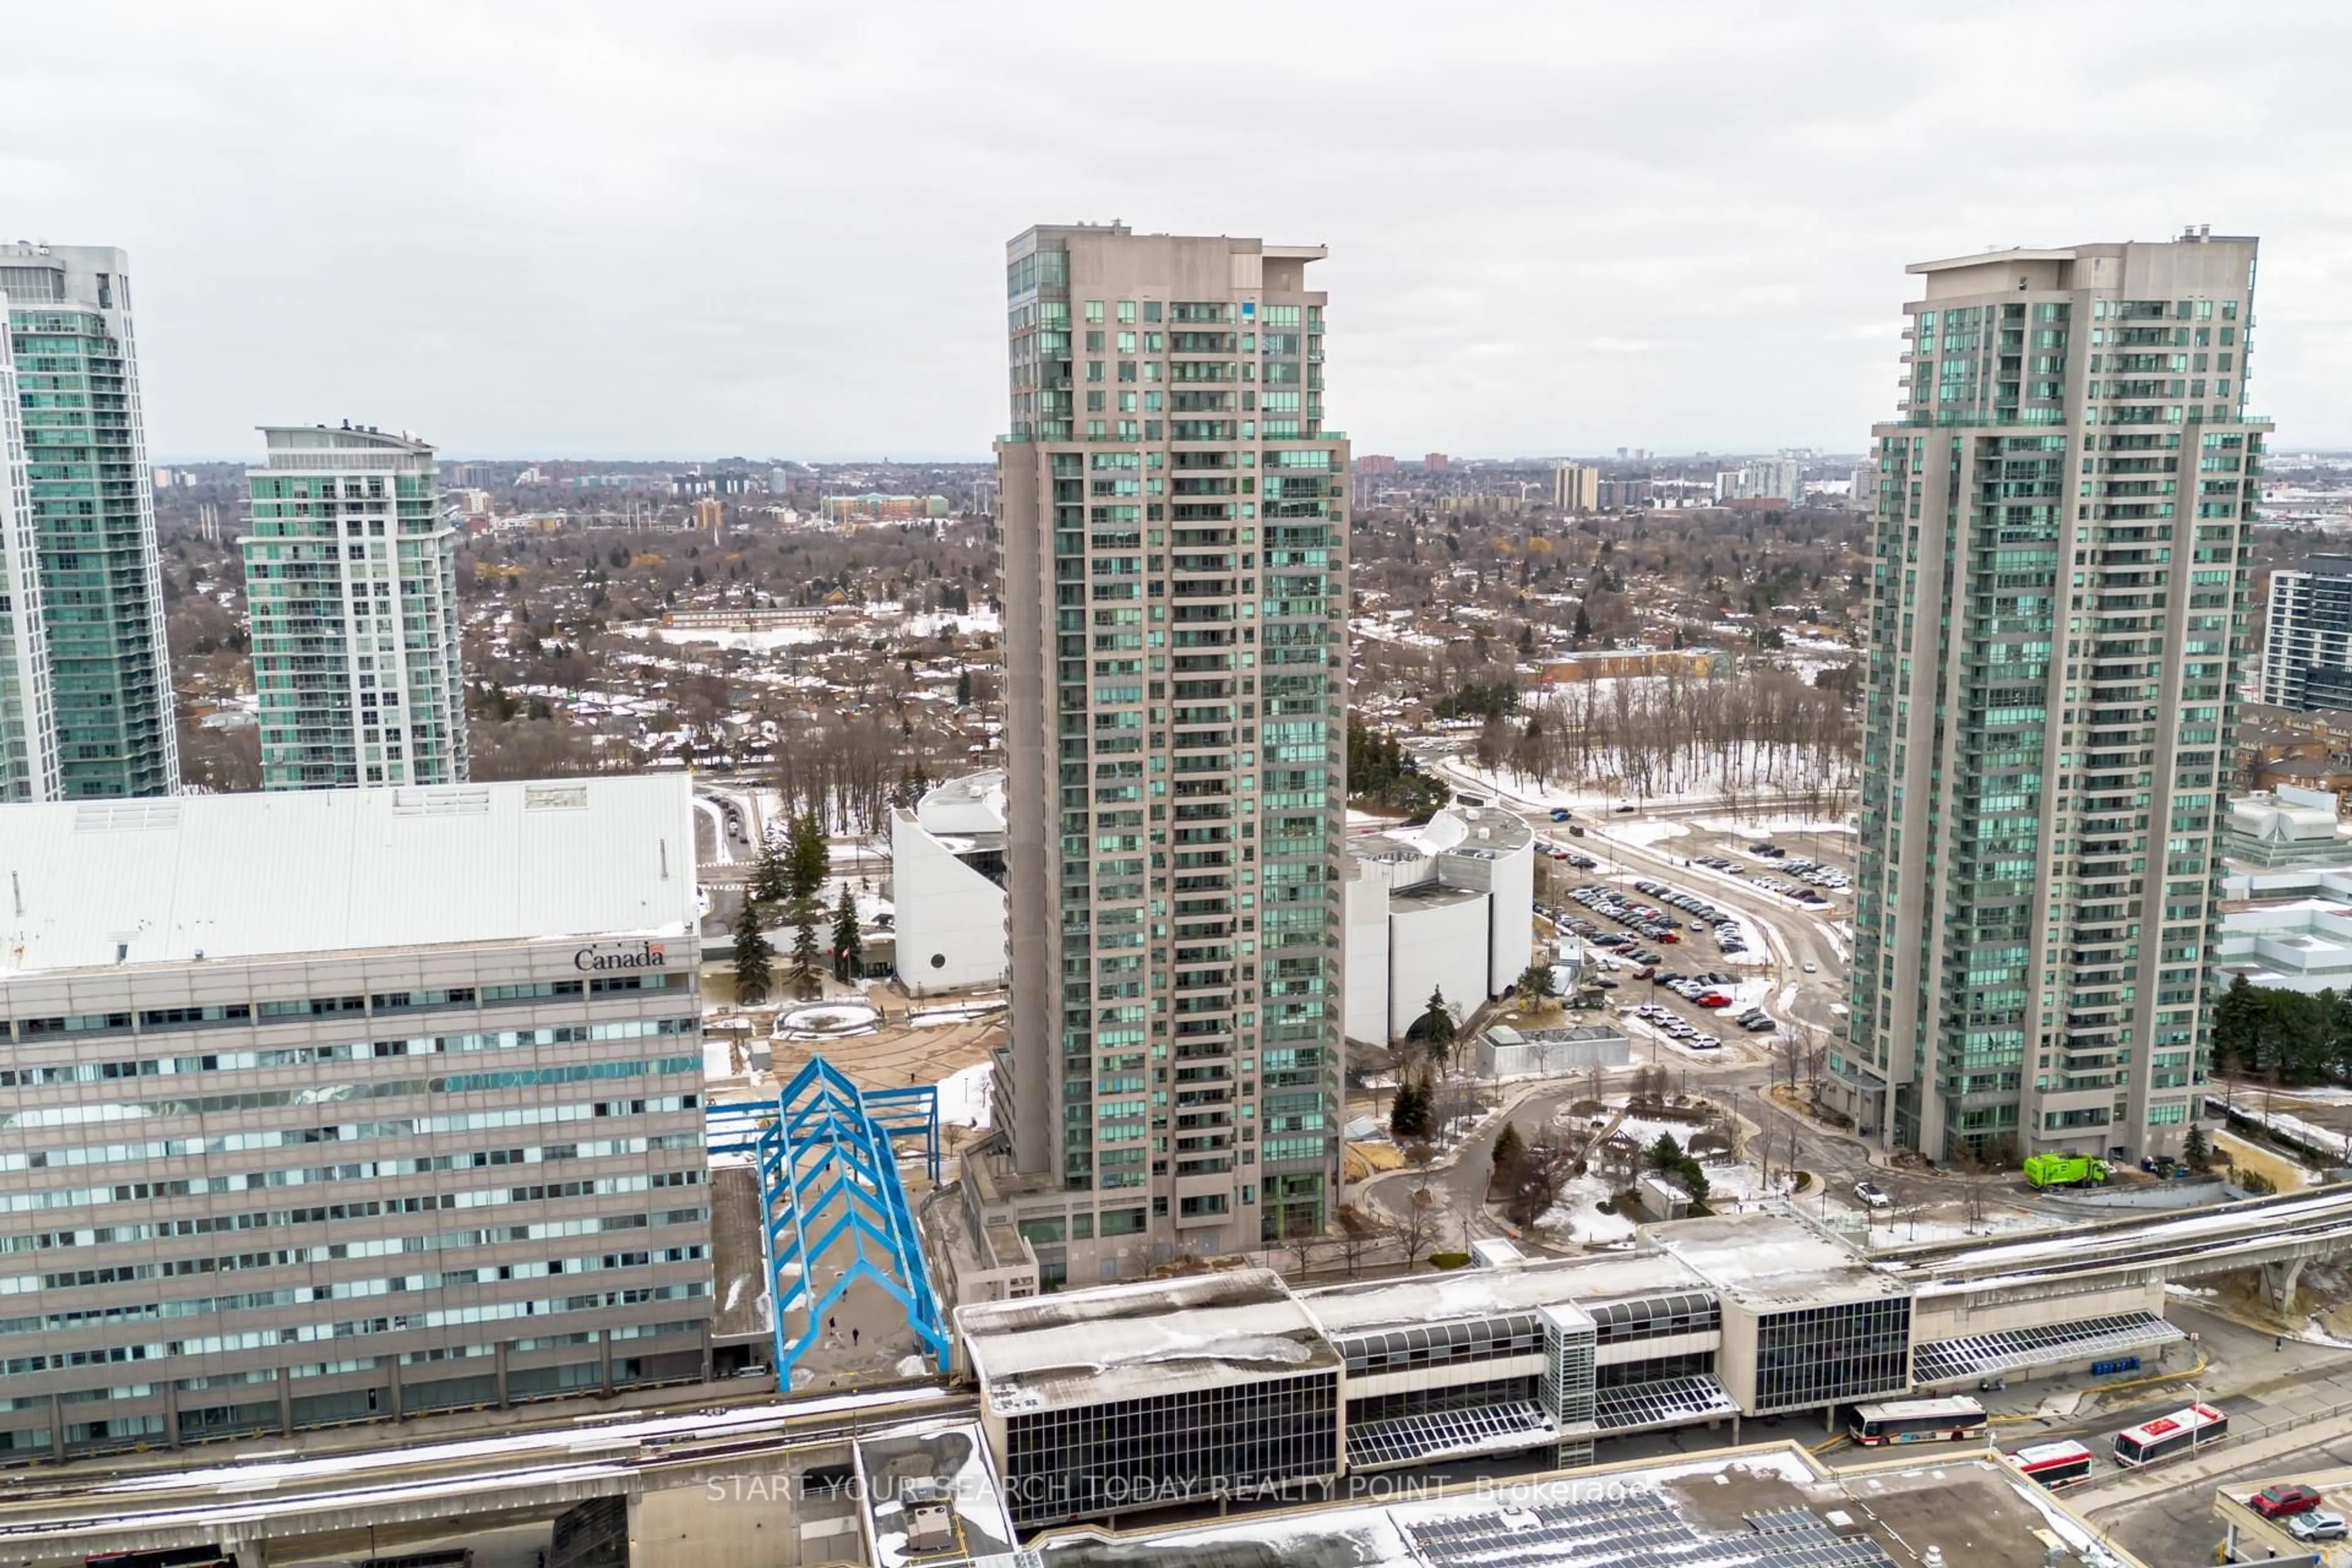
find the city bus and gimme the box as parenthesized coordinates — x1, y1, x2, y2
(2112, 1403, 2229, 1468)
(1849, 1395, 1988, 1446)
(2008, 1439, 2097, 1490)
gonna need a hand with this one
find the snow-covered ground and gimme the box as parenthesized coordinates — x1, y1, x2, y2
(2214, 1099, 2348, 1172)
(935, 1061, 993, 1128)
(1539, 1170, 1638, 1245)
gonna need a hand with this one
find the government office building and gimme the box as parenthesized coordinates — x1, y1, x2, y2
(0, 775, 710, 1457)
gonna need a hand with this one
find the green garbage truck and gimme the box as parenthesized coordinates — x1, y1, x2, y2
(2022, 1153, 2111, 1189)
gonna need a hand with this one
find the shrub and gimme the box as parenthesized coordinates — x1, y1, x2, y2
(1429, 1251, 1472, 1270)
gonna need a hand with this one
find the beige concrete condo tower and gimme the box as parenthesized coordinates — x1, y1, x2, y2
(1838, 231, 2267, 1163)
(976, 224, 1349, 1287)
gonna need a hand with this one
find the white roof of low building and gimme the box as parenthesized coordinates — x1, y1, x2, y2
(0, 776, 699, 973)
(957, 1267, 1336, 1412)
(1298, 1250, 1709, 1339)
(1647, 1212, 1899, 1310)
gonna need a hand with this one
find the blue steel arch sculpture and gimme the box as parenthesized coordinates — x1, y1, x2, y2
(748, 1057, 948, 1385)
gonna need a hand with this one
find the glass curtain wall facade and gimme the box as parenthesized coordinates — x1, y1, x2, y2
(243, 425, 468, 789)
(1000, 1371, 1339, 1531)
(1750, 1298, 1912, 1413)
(995, 225, 1347, 1277)
(0, 301, 59, 800)
(1845, 236, 2266, 1162)
(0, 244, 175, 796)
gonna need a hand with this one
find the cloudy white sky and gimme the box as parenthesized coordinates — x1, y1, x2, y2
(7, 2, 2350, 462)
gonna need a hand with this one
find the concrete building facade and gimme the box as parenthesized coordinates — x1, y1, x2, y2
(0, 243, 176, 797)
(888, 769, 1011, 993)
(1343, 805, 1534, 1044)
(243, 425, 468, 789)
(990, 223, 1349, 1279)
(957, 1209, 2181, 1529)
(1841, 233, 2267, 1162)
(0, 777, 710, 1458)
(1551, 462, 1597, 512)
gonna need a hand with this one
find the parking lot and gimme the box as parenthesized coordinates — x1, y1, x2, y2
(1548, 878, 1785, 1055)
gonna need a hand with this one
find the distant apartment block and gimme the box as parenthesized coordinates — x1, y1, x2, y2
(820, 493, 950, 524)
(0, 243, 176, 796)
(1423, 451, 1450, 472)
(2259, 556, 2352, 711)
(1552, 462, 1599, 512)
(1841, 233, 2266, 1162)
(1714, 458, 1803, 505)
(241, 424, 467, 789)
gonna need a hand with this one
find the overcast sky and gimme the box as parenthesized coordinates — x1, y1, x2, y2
(7, 2, 2350, 462)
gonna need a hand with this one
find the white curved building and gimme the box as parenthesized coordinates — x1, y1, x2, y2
(889, 770, 1009, 994)
(1343, 805, 1534, 1044)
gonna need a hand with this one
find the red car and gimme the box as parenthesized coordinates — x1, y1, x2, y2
(2253, 1484, 2324, 1518)
(1657, 931, 1681, 944)
(1696, 992, 1733, 1008)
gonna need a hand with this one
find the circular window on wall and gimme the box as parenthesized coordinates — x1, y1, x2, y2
(930, 953, 946, 969)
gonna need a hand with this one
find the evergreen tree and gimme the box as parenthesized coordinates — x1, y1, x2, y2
(731, 899, 773, 1005)
(1390, 1077, 1431, 1142)
(751, 827, 789, 908)
(1649, 1131, 1684, 1171)
(789, 892, 823, 998)
(831, 884, 862, 982)
(1491, 1121, 1526, 1192)
(1417, 989, 1458, 1071)
(788, 809, 829, 903)
(1571, 601, 1591, 646)
(2214, 973, 2261, 1072)
(1517, 963, 1561, 1007)
(956, 667, 974, 707)
(1674, 1156, 1711, 1204)
(2183, 1123, 2211, 1173)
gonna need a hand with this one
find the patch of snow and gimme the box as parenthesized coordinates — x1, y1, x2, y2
(935, 1061, 994, 1129)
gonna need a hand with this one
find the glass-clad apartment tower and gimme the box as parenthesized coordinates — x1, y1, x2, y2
(1838, 233, 2266, 1163)
(0, 244, 175, 796)
(0, 295, 59, 801)
(994, 224, 1348, 1280)
(243, 424, 467, 789)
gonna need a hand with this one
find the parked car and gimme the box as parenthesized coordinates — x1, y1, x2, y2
(2253, 1484, 2324, 1519)
(2290, 1510, 2347, 1542)
(1853, 1180, 1891, 1210)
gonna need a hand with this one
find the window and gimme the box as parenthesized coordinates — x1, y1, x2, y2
(1142, 301, 1162, 323)
(1085, 301, 1105, 323)
(1751, 1296, 1913, 1412)
(1116, 301, 1136, 324)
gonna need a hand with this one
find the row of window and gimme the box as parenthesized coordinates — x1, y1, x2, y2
(9, 976, 690, 1040)
(0, 1281, 710, 1378)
